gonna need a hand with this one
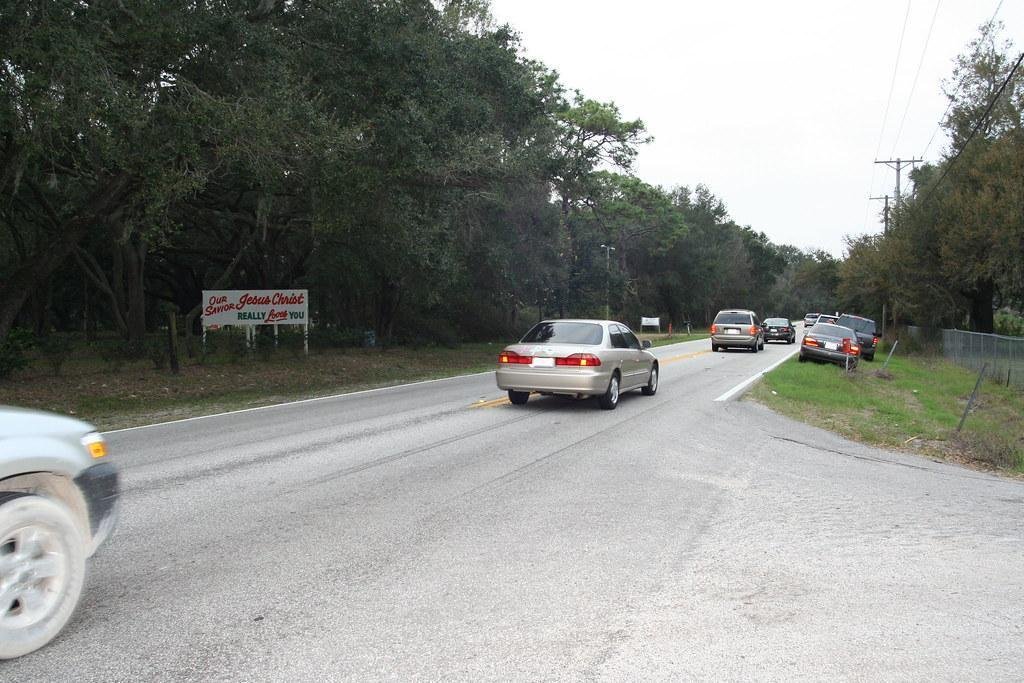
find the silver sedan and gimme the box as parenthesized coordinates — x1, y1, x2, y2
(495, 319, 659, 410)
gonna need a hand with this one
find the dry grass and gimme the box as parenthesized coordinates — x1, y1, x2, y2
(2, 343, 501, 430)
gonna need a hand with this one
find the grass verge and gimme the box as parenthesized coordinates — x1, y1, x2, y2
(2, 344, 501, 431)
(748, 350, 1024, 474)
(639, 330, 710, 347)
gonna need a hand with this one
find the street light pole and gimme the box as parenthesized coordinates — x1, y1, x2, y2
(599, 243, 615, 320)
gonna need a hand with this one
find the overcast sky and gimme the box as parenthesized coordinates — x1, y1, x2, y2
(488, 0, 1024, 256)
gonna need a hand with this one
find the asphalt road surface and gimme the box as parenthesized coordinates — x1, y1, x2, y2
(7, 335, 1023, 681)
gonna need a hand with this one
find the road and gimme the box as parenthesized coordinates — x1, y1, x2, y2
(7, 336, 1024, 680)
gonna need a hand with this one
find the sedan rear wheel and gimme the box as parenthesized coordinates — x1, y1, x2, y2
(641, 366, 658, 396)
(598, 373, 620, 410)
(507, 390, 530, 405)
(0, 493, 86, 660)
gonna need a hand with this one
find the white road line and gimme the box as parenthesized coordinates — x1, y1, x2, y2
(102, 370, 494, 435)
(713, 345, 802, 402)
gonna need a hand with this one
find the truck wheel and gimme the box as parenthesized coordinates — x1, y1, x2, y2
(0, 493, 86, 660)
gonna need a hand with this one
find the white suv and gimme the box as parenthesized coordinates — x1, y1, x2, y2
(0, 407, 120, 658)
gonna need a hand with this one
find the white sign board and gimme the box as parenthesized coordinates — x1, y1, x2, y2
(202, 290, 308, 327)
(640, 317, 660, 327)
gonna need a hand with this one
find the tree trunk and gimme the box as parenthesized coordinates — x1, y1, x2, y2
(123, 235, 148, 348)
(966, 278, 995, 333)
(0, 174, 130, 342)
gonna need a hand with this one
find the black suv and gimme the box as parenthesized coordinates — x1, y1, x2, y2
(835, 314, 879, 361)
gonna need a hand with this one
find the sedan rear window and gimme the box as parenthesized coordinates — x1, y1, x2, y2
(810, 323, 855, 339)
(764, 318, 789, 326)
(520, 322, 604, 345)
(714, 312, 752, 325)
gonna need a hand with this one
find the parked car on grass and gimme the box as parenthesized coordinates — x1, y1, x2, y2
(816, 314, 840, 325)
(710, 309, 765, 353)
(798, 323, 861, 368)
(836, 313, 880, 361)
(495, 320, 658, 410)
(762, 317, 796, 344)
(0, 407, 120, 659)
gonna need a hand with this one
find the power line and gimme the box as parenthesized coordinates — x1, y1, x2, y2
(863, 0, 913, 233)
(922, 0, 1005, 158)
(890, 0, 942, 157)
(874, 0, 913, 161)
(921, 50, 1023, 203)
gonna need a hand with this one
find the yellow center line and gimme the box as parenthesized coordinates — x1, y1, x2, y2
(470, 396, 512, 409)
(660, 349, 711, 365)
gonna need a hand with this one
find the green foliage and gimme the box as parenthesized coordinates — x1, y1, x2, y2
(1, 0, 840, 349)
(308, 327, 365, 352)
(842, 22, 1023, 333)
(95, 339, 133, 372)
(146, 338, 168, 371)
(38, 334, 74, 377)
(0, 329, 34, 380)
(994, 310, 1024, 337)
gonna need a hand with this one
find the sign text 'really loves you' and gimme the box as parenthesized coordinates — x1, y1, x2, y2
(201, 290, 308, 327)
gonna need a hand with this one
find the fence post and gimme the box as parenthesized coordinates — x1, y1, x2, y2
(882, 339, 899, 369)
(957, 363, 988, 433)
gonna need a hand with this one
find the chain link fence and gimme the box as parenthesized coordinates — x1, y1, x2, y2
(941, 329, 1023, 389)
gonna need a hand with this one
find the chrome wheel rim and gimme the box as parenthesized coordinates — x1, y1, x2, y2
(650, 368, 658, 391)
(0, 524, 69, 630)
(610, 377, 619, 404)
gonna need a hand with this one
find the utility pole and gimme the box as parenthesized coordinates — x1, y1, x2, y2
(599, 243, 615, 320)
(874, 157, 923, 207)
(870, 195, 891, 233)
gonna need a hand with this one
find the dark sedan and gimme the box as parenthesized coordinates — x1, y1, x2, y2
(798, 323, 861, 368)
(762, 317, 796, 344)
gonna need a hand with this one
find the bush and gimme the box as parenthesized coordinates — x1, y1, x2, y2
(147, 338, 168, 370)
(994, 310, 1024, 337)
(252, 329, 276, 361)
(38, 334, 74, 377)
(277, 327, 307, 359)
(96, 339, 130, 371)
(0, 329, 34, 380)
(223, 328, 249, 362)
(308, 326, 363, 351)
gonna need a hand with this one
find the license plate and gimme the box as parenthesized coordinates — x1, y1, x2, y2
(769, 328, 778, 331)
(531, 357, 555, 368)
(726, 329, 739, 335)
(825, 342, 838, 351)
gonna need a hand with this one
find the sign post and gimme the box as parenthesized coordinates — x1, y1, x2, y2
(201, 289, 309, 356)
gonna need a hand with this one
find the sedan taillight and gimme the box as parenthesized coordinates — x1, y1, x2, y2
(556, 353, 602, 367)
(498, 350, 532, 364)
(803, 337, 820, 347)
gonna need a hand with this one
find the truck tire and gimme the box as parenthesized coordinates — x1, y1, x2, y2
(0, 493, 86, 660)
